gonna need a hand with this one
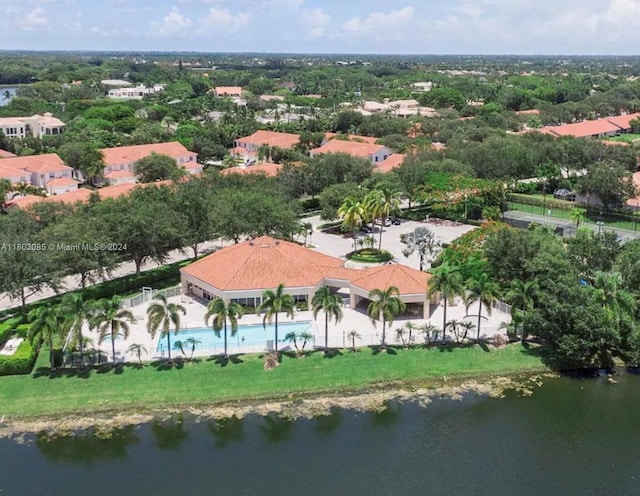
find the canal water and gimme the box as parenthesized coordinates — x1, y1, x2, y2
(0, 87, 17, 107)
(1, 374, 639, 495)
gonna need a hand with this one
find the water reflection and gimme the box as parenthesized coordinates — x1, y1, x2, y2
(370, 401, 402, 428)
(151, 414, 189, 451)
(259, 414, 294, 444)
(35, 426, 139, 465)
(314, 408, 342, 436)
(207, 416, 244, 448)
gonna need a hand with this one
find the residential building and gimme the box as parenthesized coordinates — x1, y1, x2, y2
(0, 154, 74, 188)
(100, 142, 198, 178)
(0, 113, 65, 139)
(0, 165, 31, 185)
(376, 154, 406, 174)
(410, 82, 433, 91)
(221, 163, 283, 178)
(322, 133, 379, 145)
(213, 86, 243, 98)
(45, 177, 80, 196)
(107, 84, 164, 99)
(100, 79, 133, 87)
(180, 236, 432, 318)
(538, 112, 640, 138)
(309, 140, 393, 163)
(234, 130, 300, 152)
(259, 95, 285, 102)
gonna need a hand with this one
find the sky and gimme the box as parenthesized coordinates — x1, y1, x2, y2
(1, 0, 640, 54)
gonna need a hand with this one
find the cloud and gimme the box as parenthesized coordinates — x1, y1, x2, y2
(150, 7, 192, 37)
(196, 7, 249, 33)
(302, 7, 330, 38)
(342, 6, 414, 36)
(19, 7, 49, 30)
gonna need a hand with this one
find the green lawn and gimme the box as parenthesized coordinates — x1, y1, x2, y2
(0, 344, 545, 418)
(604, 134, 640, 143)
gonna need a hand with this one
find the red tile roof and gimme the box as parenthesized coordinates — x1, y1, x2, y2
(221, 163, 283, 177)
(0, 164, 31, 180)
(100, 142, 195, 166)
(181, 236, 351, 291)
(235, 130, 300, 149)
(46, 177, 79, 187)
(324, 133, 379, 145)
(310, 140, 388, 159)
(606, 112, 640, 130)
(104, 170, 135, 179)
(0, 149, 16, 158)
(543, 120, 622, 138)
(0, 153, 70, 174)
(375, 154, 406, 173)
(351, 264, 431, 295)
(214, 86, 242, 97)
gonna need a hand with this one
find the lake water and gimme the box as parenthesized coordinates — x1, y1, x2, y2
(0, 87, 17, 107)
(1, 374, 640, 495)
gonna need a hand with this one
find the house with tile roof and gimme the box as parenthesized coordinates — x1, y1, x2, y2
(0, 153, 74, 188)
(221, 162, 283, 177)
(99, 142, 198, 183)
(322, 133, 379, 145)
(213, 86, 243, 98)
(180, 236, 432, 318)
(310, 140, 392, 164)
(234, 130, 300, 152)
(0, 113, 65, 139)
(375, 154, 406, 174)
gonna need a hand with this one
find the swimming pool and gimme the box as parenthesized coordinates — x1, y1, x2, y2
(155, 321, 314, 354)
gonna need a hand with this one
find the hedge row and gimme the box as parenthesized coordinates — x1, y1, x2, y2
(0, 259, 192, 319)
(348, 249, 394, 263)
(508, 193, 575, 211)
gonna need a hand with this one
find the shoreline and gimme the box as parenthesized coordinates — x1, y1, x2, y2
(0, 370, 553, 439)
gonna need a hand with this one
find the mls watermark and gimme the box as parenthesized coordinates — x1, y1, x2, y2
(0, 243, 128, 252)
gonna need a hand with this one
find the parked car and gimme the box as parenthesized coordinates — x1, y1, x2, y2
(392, 218, 401, 225)
(360, 225, 373, 233)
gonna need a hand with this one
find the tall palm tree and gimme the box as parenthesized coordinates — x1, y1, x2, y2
(28, 302, 65, 372)
(375, 186, 401, 249)
(428, 264, 465, 343)
(338, 196, 365, 251)
(421, 323, 440, 347)
(60, 292, 96, 369)
(465, 273, 502, 342)
(92, 296, 135, 366)
(147, 294, 186, 364)
(127, 343, 148, 366)
(592, 272, 635, 320)
(258, 283, 295, 354)
(204, 298, 244, 359)
(311, 286, 343, 353)
(367, 286, 406, 348)
(506, 280, 538, 344)
(363, 189, 385, 240)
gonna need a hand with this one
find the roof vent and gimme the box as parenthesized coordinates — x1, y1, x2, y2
(275, 241, 280, 245)
(249, 242, 255, 246)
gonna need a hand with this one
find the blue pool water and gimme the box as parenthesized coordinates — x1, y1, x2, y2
(156, 321, 314, 353)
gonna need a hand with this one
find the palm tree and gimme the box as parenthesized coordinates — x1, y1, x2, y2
(59, 292, 96, 369)
(338, 196, 365, 251)
(398, 321, 418, 349)
(569, 207, 587, 228)
(375, 186, 401, 249)
(28, 302, 65, 372)
(465, 273, 502, 342)
(127, 343, 148, 366)
(92, 296, 135, 367)
(400, 227, 440, 271)
(258, 283, 295, 354)
(284, 332, 303, 356)
(347, 330, 361, 352)
(298, 331, 313, 354)
(363, 189, 385, 242)
(146, 294, 186, 364)
(459, 321, 476, 342)
(421, 323, 440, 346)
(204, 298, 244, 359)
(184, 337, 202, 360)
(428, 264, 465, 342)
(506, 280, 538, 344)
(367, 286, 406, 348)
(446, 319, 465, 343)
(311, 286, 343, 353)
(593, 272, 635, 320)
(173, 340, 186, 358)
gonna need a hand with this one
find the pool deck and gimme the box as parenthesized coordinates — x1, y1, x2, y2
(81, 294, 511, 362)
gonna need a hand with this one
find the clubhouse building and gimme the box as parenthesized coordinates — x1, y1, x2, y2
(180, 236, 434, 319)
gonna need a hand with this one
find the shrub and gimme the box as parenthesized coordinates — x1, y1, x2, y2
(0, 338, 39, 376)
(348, 249, 394, 263)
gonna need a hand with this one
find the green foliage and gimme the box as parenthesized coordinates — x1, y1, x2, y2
(0, 338, 38, 376)
(134, 152, 186, 183)
(348, 249, 394, 263)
